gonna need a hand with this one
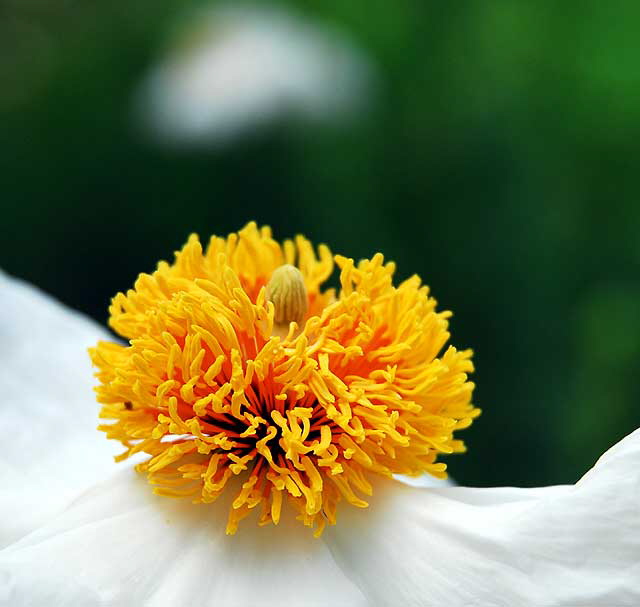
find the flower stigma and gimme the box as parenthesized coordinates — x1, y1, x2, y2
(90, 222, 479, 536)
(266, 264, 308, 334)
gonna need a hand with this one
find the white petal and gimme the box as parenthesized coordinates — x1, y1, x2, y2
(137, 4, 374, 146)
(324, 428, 640, 606)
(0, 271, 118, 547)
(0, 469, 368, 607)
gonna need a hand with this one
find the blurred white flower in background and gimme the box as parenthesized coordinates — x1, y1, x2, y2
(137, 4, 376, 146)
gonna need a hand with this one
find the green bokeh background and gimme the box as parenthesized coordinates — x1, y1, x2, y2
(2, 0, 639, 487)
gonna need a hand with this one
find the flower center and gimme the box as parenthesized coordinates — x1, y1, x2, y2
(91, 222, 479, 535)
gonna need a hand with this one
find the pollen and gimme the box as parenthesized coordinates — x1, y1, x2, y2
(90, 222, 479, 535)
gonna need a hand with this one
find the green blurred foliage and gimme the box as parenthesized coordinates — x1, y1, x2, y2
(1, 0, 639, 487)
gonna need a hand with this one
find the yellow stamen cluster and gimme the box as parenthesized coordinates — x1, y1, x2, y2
(90, 222, 479, 535)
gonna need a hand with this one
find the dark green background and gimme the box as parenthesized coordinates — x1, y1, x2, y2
(2, 0, 639, 487)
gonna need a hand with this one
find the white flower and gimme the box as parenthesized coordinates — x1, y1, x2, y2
(0, 268, 638, 606)
(137, 4, 375, 146)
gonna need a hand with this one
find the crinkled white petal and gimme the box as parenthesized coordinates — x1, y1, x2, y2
(0, 270, 118, 547)
(324, 428, 640, 606)
(0, 469, 368, 607)
(137, 4, 374, 146)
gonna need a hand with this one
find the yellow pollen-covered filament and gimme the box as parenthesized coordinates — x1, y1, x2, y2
(90, 222, 479, 536)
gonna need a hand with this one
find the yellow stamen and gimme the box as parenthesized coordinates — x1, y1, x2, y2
(90, 222, 479, 536)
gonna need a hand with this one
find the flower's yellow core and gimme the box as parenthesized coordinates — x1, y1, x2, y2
(90, 222, 479, 536)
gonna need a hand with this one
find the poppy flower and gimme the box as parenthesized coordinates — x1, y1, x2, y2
(0, 225, 638, 606)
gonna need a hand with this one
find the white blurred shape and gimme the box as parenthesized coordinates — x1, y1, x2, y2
(137, 4, 375, 146)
